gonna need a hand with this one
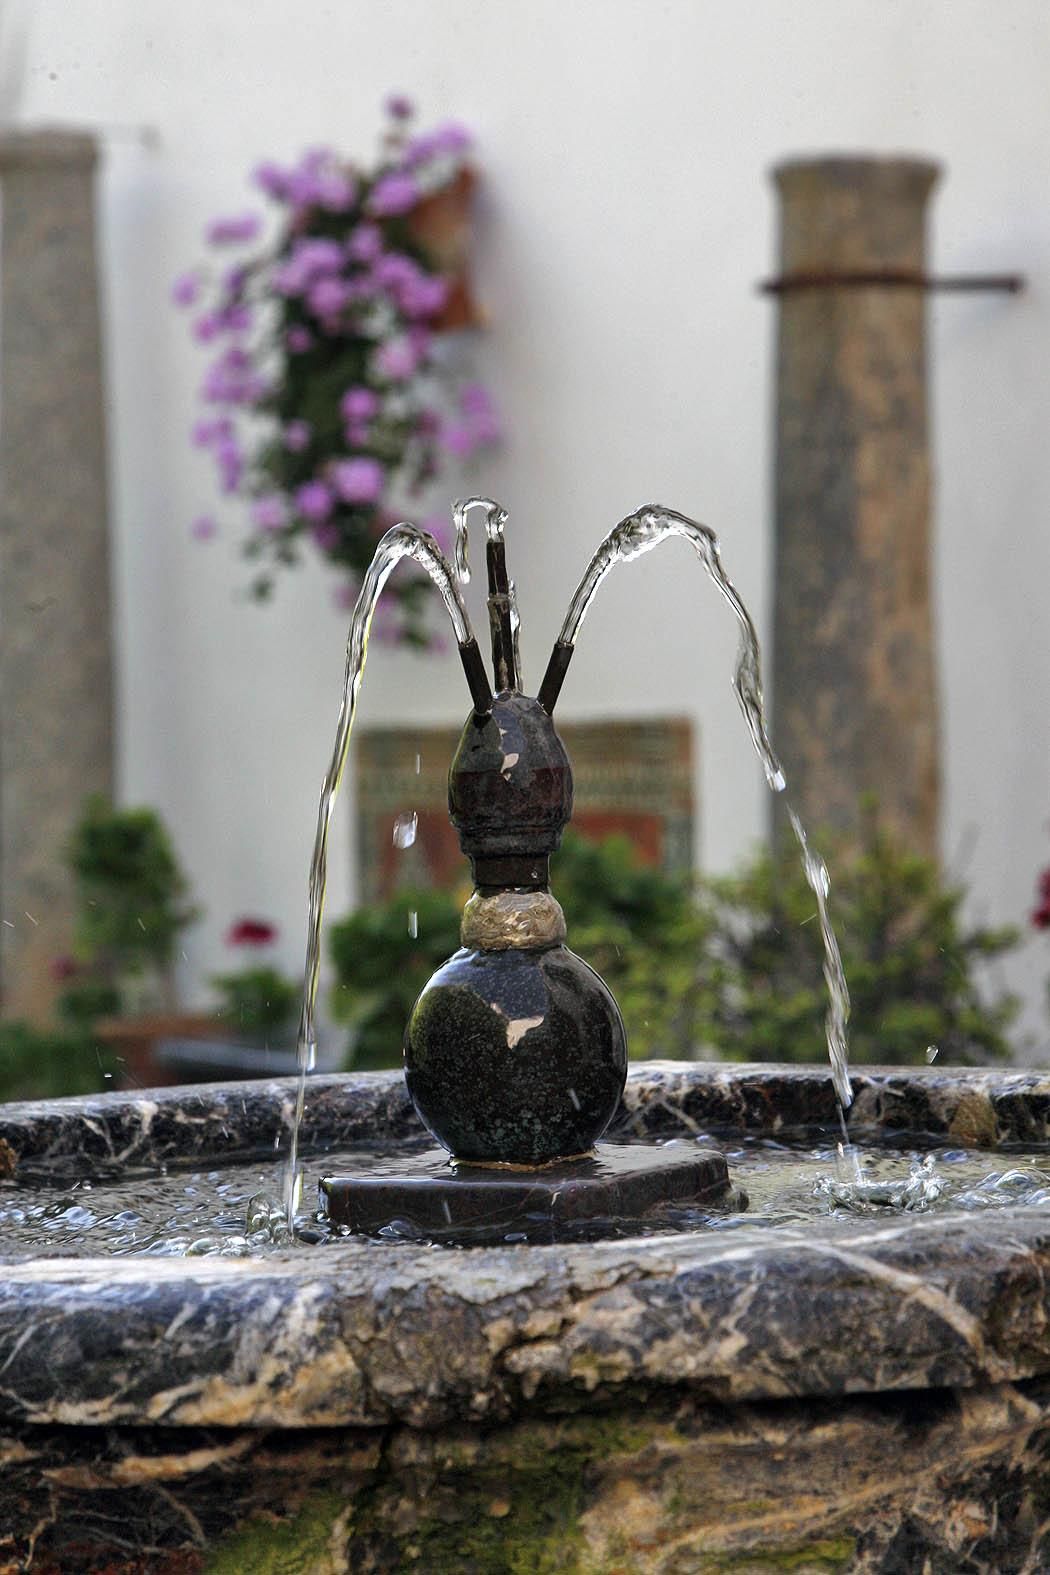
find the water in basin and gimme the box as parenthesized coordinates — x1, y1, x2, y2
(4, 1136, 1048, 1257)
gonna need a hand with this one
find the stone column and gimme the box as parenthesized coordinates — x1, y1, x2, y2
(771, 157, 941, 857)
(0, 129, 114, 1022)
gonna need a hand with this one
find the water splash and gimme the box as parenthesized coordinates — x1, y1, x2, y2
(554, 503, 851, 1107)
(285, 522, 479, 1227)
(817, 1153, 945, 1213)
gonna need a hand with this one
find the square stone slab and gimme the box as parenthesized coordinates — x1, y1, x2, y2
(320, 1141, 731, 1242)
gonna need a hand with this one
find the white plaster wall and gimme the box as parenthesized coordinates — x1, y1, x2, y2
(12, 0, 1050, 1051)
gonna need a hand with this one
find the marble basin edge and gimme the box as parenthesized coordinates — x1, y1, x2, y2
(0, 1060, 1048, 1433)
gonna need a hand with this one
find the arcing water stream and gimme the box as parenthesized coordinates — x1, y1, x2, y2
(284, 501, 855, 1225)
(542, 504, 852, 1110)
(283, 521, 489, 1224)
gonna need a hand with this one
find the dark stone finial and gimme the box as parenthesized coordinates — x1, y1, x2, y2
(404, 689, 628, 1165)
(448, 692, 574, 890)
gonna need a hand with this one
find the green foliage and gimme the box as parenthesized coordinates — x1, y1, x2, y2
(58, 795, 197, 1023)
(327, 816, 1020, 1072)
(554, 832, 713, 1061)
(328, 886, 461, 1068)
(698, 810, 1019, 1066)
(67, 796, 196, 968)
(0, 1021, 118, 1103)
(327, 833, 710, 1068)
(211, 965, 299, 1038)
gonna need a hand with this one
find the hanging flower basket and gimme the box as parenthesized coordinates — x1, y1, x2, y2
(174, 98, 500, 646)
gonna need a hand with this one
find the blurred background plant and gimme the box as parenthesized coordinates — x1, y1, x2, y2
(328, 815, 1020, 1071)
(175, 95, 500, 644)
(0, 1020, 119, 1104)
(329, 832, 715, 1069)
(210, 917, 299, 1042)
(55, 796, 198, 1027)
(697, 806, 1020, 1067)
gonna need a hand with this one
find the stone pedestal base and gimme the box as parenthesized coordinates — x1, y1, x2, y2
(321, 1141, 730, 1241)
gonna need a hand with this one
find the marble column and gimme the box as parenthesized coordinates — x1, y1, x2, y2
(772, 157, 941, 857)
(0, 129, 114, 1021)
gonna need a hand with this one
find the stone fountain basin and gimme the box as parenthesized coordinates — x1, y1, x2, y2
(1, 1061, 1050, 1572)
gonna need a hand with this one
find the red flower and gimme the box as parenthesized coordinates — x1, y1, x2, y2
(226, 917, 277, 947)
(49, 955, 78, 981)
(1031, 869, 1050, 930)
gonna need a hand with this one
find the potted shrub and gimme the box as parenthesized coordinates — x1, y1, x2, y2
(58, 797, 215, 1086)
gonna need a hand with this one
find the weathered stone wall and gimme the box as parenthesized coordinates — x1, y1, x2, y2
(772, 157, 940, 858)
(0, 129, 114, 1022)
(2, 1380, 1048, 1571)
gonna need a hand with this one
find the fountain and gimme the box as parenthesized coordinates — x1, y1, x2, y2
(1, 500, 1050, 1572)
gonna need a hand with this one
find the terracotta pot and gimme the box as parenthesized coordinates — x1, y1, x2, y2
(407, 167, 484, 331)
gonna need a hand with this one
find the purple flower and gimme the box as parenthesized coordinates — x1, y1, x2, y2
(295, 480, 333, 522)
(202, 347, 266, 407)
(430, 122, 471, 157)
(223, 263, 249, 295)
(171, 272, 200, 308)
(311, 521, 341, 551)
(347, 224, 383, 263)
(401, 273, 449, 319)
(220, 302, 253, 334)
(286, 325, 314, 353)
(315, 169, 356, 212)
(283, 148, 352, 210)
(333, 457, 385, 504)
(460, 381, 494, 416)
(373, 252, 420, 291)
(340, 386, 379, 424)
(191, 416, 233, 448)
(274, 236, 345, 296)
(416, 406, 441, 437)
(253, 161, 288, 199)
(405, 122, 471, 168)
(216, 438, 243, 492)
(385, 93, 415, 121)
(251, 494, 287, 531)
(373, 335, 421, 382)
(307, 276, 350, 318)
(368, 172, 419, 217)
(440, 422, 476, 459)
(206, 212, 262, 246)
(449, 382, 501, 449)
(191, 514, 218, 541)
(192, 312, 223, 344)
(283, 420, 312, 453)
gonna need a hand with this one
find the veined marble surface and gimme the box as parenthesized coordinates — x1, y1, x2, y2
(2, 1062, 1050, 1571)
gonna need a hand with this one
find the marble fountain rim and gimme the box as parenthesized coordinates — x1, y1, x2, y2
(0, 1060, 1048, 1432)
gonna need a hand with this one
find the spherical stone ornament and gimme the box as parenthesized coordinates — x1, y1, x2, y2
(404, 944, 628, 1163)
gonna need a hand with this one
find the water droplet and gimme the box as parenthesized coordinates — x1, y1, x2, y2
(926, 1044, 939, 1063)
(415, 752, 422, 775)
(392, 811, 418, 849)
(568, 1087, 581, 1110)
(408, 909, 418, 939)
